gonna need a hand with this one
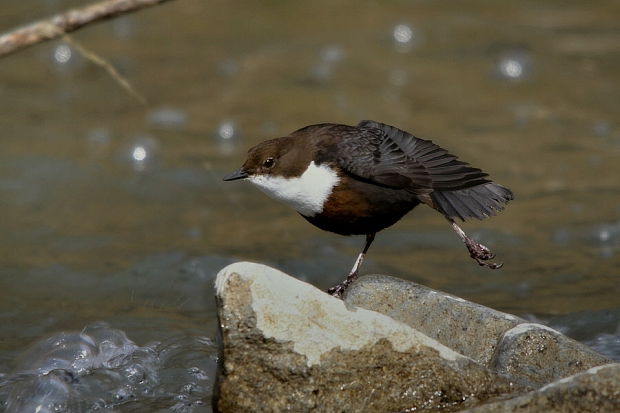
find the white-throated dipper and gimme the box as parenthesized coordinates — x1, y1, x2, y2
(224, 120, 513, 297)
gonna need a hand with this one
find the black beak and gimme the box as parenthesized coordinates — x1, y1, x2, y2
(223, 169, 248, 181)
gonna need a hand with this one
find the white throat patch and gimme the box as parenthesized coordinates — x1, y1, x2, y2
(248, 161, 340, 217)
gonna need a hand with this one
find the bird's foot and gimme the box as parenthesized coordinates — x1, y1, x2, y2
(327, 271, 359, 299)
(464, 236, 503, 269)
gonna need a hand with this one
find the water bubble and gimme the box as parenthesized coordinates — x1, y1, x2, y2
(187, 366, 209, 380)
(500, 59, 523, 79)
(392, 24, 416, 52)
(496, 50, 533, 81)
(113, 386, 134, 402)
(500, 59, 523, 78)
(217, 121, 236, 140)
(53, 44, 72, 64)
(48, 42, 84, 74)
(132, 146, 147, 162)
(393, 24, 414, 44)
(129, 144, 146, 168)
(121, 364, 147, 385)
(213, 121, 240, 155)
(121, 135, 158, 171)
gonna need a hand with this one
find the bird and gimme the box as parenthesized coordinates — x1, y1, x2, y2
(223, 120, 513, 297)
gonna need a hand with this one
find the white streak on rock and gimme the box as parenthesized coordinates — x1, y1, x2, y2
(502, 322, 561, 338)
(216, 262, 464, 366)
(539, 363, 617, 391)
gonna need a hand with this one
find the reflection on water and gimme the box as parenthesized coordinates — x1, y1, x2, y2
(1, 0, 619, 410)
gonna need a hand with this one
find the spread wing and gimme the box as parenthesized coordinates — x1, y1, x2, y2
(332, 120, 513, 221)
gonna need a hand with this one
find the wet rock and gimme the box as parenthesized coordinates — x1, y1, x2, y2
(491, 323, 612, 386)
(345, 275, 611, 387)
(343, 275, 524, 366)
(214, 262, 519, 413)
(463, 363, 620, 413)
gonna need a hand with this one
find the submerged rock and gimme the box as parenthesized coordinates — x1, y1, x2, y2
(214, 262, 519, 412)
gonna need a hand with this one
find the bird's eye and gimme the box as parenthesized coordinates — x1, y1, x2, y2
(263, 157, 275, 168)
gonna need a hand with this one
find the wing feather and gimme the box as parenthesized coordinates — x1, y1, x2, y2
(327, 120, 513, 221)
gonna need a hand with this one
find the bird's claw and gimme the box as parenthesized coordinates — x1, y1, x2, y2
(327, 284, 346, 298)
(327, 271, 359, 299)
(465, 237, 503, 270)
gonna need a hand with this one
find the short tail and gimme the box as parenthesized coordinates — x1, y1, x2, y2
(431, 182, 513, 221)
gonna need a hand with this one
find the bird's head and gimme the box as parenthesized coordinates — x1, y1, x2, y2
(223, 136, 299, 182)
(223, 135, 339, 217)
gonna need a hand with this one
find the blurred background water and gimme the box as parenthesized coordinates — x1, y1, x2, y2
(0, 0, 619, 411)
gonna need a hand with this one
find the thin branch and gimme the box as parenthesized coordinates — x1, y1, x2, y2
(62, 34, 147, 103)
(0, 0, 175, 58)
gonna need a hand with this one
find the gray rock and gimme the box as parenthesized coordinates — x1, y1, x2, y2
(214, 263, 521, 413)
(345, 275, 611, 387)
(462, 363, 620, 412)
(343, 275, 524, 366)
(491, 323, 612, 386)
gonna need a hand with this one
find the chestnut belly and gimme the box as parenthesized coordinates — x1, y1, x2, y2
(302, 181, 418, 235)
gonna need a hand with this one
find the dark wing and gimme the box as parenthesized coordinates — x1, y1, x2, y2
(334, 120, 513, 221)
(329, 125, 431, 189)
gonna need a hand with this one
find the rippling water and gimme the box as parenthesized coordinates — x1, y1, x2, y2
(1, 0, 619, 411)
(0, 322, 216, 412)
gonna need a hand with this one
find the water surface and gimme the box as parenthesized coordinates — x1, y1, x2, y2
(1, 0, 619, 411)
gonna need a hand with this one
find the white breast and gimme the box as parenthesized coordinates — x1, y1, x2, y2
(248, 161, 340, 217)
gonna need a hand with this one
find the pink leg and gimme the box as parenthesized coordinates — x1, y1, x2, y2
(328, 233, 375, 298)
(450, 220, 503, 269)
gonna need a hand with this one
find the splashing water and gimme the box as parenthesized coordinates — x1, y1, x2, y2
(0, 322, 217, 412)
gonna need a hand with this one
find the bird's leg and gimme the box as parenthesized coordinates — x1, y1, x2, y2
(328, 233, 376, 298)
(449, 219, 503, 269)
